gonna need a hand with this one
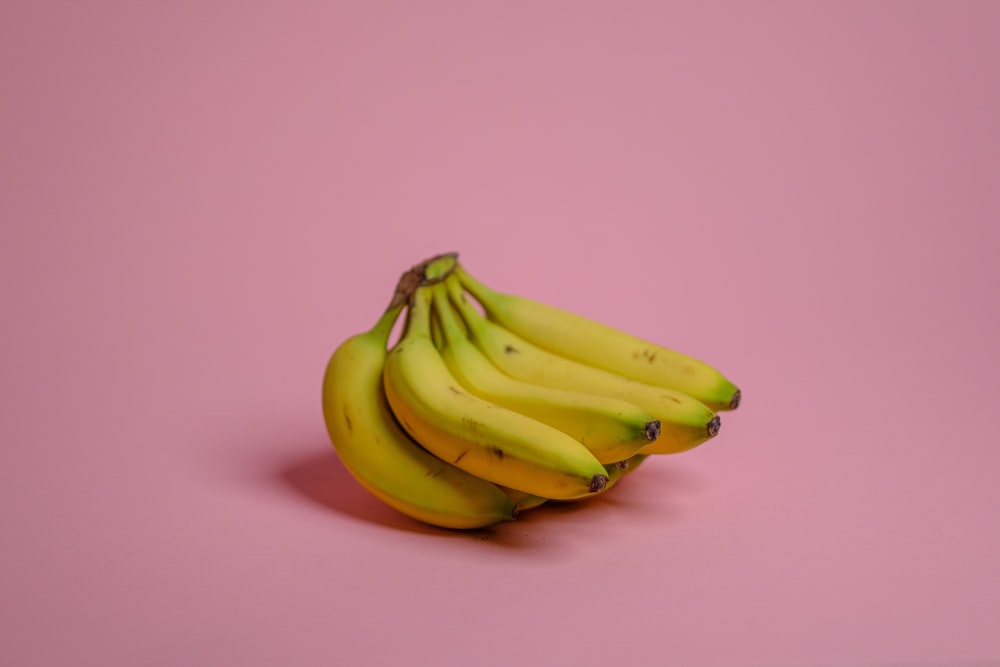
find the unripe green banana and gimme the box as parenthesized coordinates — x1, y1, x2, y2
(456, 265, 741, 412)
(445, 275, 720, 455)
(321, 299, 518, 530)
(430, 282, 660, 464)
(383, 279, 611, 500)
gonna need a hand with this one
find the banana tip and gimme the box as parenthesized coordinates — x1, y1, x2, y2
(645, 420, 661, 442)
(729, 390, 741, 410)
(707, 415, 721, 438)
(589, 474, 609, 493)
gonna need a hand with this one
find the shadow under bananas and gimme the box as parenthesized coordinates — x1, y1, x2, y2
(513, 458, 703, 524)
(280, 445, 450, 535)
(278, 447, 562, 549)
(280, 445, 702, 548)
(279, 446, 556, 545)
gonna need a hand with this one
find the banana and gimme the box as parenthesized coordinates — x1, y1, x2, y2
(321, 297, 519, 530)
(500, 456, 650, 512)
(521, 456, 652, 513)
(383, 273, 611, 500)
(593, 454, 649, 496)
(456, 265, 741, 412)
(497, 486, 549, 512)
(430, 282, 660, 464)
(444, 275, 720, 455)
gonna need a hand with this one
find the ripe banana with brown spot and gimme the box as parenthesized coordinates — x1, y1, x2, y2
(430, 281, 660, 464)
(456, 265, 741, 412)
(507, 455, 650, 512)
(590, 454, 650, 497)
(383, 273, 611, 500)
(444, 275, 720, 455)
(321, 298, 518, 530)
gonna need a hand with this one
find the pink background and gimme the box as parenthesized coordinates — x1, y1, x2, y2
(2, 1, 999, 665)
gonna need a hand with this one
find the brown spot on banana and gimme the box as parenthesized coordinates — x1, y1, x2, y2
(632, 349, 657, 362)
(454, 449, 470, 463)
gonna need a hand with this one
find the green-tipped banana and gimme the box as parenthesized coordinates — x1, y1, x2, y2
(430, 283, 660, 464)
(456, 265, 741, 412)
(445, 276, 720, 455)
(383, 283, 611, 501)
(321, 298, 518, 530)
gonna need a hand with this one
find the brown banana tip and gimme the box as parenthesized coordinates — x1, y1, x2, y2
(613, 460, 629, 471)
(589, 474, 609, 493)
(707, 415, 722, 438)
(729, 390, 741, 410)
(645, 420, 661, 441)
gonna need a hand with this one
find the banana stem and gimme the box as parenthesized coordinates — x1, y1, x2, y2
(387, 252, 460, 311)
(388, 269, 422, 312)
(406, 286, 434, 339)
(431, 285, 466, 348)
(429, 308, 445, 349)
(370, 303, 406, 346)
(454, 265, 497, 305)
(421, 252, 459, 282)
(444, 274, 485, 335)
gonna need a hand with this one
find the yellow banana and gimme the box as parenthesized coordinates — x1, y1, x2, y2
(500, 456, 649, 512)
(456, 265, 741, 412)
(430, 282, 660, 464)
(383, 280, 611, 500)
(445, 275, 720, 455)
(321, 298, 518, 530)
(496, 487, 549, 512)
(517, 455, 651, 512)
(593, 454, 649, 496)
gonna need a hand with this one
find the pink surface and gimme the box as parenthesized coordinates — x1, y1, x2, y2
(2, 1, 999, 665)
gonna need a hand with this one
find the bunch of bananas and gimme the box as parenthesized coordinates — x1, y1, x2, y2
(321, 252, 741, 529)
